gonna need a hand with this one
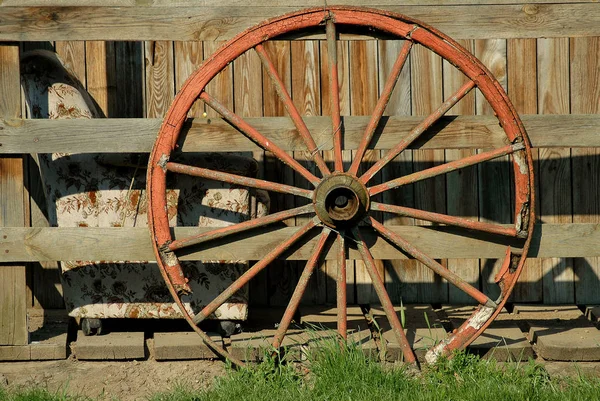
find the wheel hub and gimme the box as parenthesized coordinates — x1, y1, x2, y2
(313, 173, 370, 228)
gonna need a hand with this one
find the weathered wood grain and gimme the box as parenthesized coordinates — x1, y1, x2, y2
(0, 5, 599, 41)
(4, 1, 598, 6)
(378, 39, 415, 305)
(349, 40, 384, 305)
(145, 40, 174, 119)
(444, 39, 479, 304)
(537, 37, 574, 304)
(0, 43, 27, 346)
(232, 42, 266, 306)
(1, 114, 598, 154)
(291, 39, 325, 305)
(409, 43, 448, 304)
(571, 36, 600, 305)
(1, 223, 599, 262)
(260, 40, 297, 307)
(85, 41, 115, 117)
(320, 39, 353, 303)
(475, 38, 511, 301)
(508, 38, 541, 303)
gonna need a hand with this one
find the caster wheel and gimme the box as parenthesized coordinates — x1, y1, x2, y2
(81, 318, 103, 336)
(147, 6, 534, 366)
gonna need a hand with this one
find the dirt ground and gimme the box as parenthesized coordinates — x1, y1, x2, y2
(2, 307, 600, 400)
(0, 357, 226, 401)
(2, 356, 600, 401)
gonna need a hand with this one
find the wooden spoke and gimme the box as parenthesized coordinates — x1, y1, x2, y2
(255, 43, 331, 177)
(351, 227, 418, 364)
(166, 161, 314, 199)
(326, 18, 343, 172)
(371, 202, 518, 237)
(272, 227, 332, 349)
(367, 217, 497, 308)
(336, 233, 347, 340)
(369, 142, 524, 196)
(360, 80, 476, 184)
(348, 40, 413, 176)
(192, 218, 318, 325)
(200, 91, 320, 186)
(168, 204, 315, 252)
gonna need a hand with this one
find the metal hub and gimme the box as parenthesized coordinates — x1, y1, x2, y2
(313, 173, 370, 228)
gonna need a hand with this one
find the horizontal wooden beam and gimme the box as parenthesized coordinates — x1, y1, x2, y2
(1, 223, 598, 262)
(0, 4, 598, 41)
(3, 1, 598, 7)
(1, 114, 598, 154)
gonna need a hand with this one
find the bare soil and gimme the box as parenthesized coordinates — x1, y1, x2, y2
(0, 357, 226, 401)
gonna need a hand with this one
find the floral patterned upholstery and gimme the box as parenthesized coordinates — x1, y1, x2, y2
(20, 50, 269, 321)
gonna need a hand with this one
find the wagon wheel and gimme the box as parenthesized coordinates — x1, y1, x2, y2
(147, 6, 534, 367)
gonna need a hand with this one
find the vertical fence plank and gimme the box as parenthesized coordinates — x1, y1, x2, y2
(175, 41, 204, 117)
(321, 39, 353, 304)
(349, 40, 385, 305)
(508, 38, 542, 302)
(290, 40, 325, 305)
(232, 45, 268, 306)
(407, 43, 447, 303)
(379, 39, 414, 305)
(260, 41, 297, 306)
(475, 39, 510, 301)
(571, 36, 600, 304)
(444, 39, 478, 304)
(537, 37, 574, 304)
(86, 41, 116, 117)
(145, 40, 174, 119)
(0, 43, 28, 345)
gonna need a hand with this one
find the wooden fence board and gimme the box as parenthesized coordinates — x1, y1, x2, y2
(0, 5, 599, 41)
(232, 43, 267, 306)
(2, 223, 600, 262)
(571, 36, 600, 304)
(444, 39, 479, 304)
(410, 43, 447, 303)
(4, 1, 599, 6)
(379, 39, 416, 305)
(0, 43, 27, 346)
(508, 38, 542, 302)
(475, 38, 511, 301)
(320, 38, 353, 304)
(3, 114, 598, 154)
(349, 39, 384, 305)
(261, 40, 297, 307)
(537, 37, 574, 304)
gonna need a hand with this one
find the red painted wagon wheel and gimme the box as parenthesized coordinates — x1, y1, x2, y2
(147, 6, 534, 367)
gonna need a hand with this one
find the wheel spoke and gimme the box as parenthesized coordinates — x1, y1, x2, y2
(192, 218, 318, 325)
(200, 91, 320, 186)
(168, 204, 315, 252)
(272, 227, 332, 349)
(336, 233, 347, 340)
(255, 44, 331, 177)
(369, 142, 524, 196)
(326, 18, 343, 172)
(360, 80, 476, 184)
(351, 227, 417, 364)
(367, 217, 497, 308)
(348, 40, 413, 176)
(370, 202, 518, 237)
(166, 161, 314, 199)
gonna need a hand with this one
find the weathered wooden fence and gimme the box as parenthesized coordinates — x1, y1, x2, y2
(0, 1, 599, 347)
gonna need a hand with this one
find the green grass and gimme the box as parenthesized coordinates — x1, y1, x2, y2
(2, 344, 600, 401)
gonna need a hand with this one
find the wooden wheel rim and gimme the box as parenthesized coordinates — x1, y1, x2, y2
(147, 6, 535, 366)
